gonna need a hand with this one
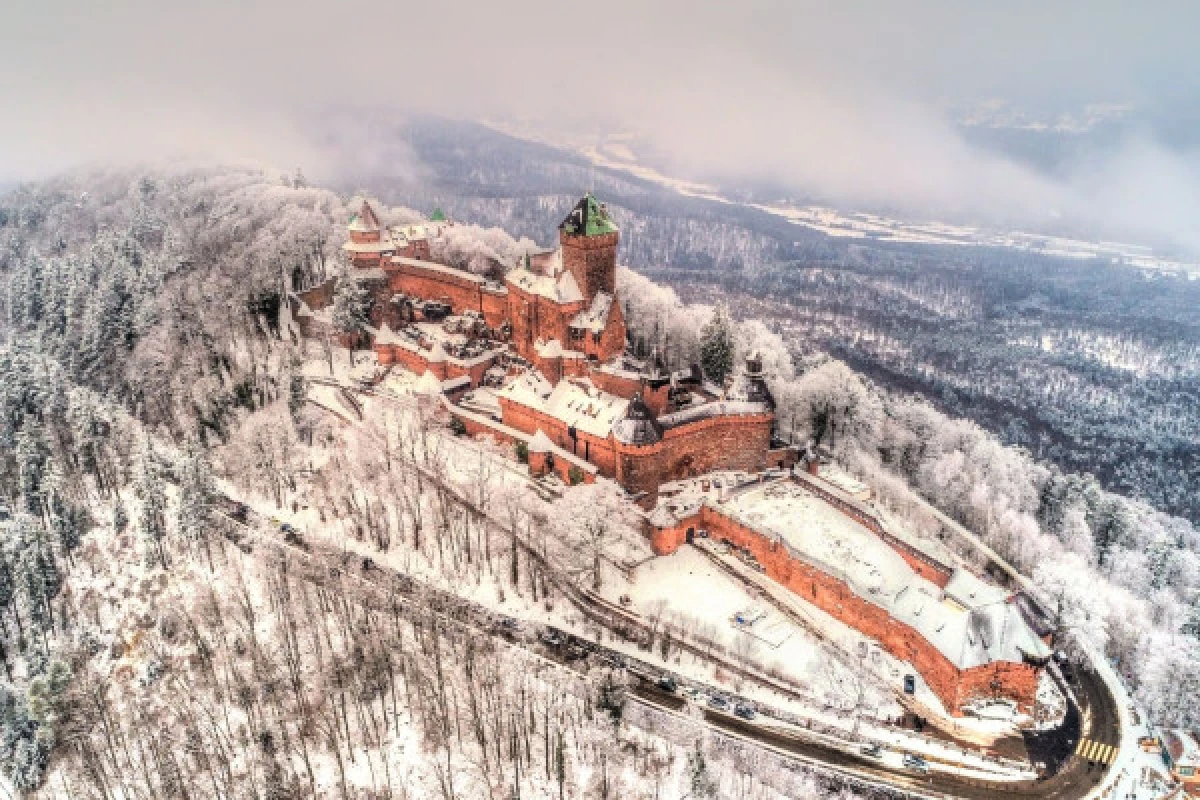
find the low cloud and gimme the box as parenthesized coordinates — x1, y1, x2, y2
(3, 0, 1199, 251)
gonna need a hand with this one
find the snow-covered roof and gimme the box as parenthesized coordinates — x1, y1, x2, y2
(556, 271, 583, 303)
(348, 200, 381, 232)
(374, 322, 404, 345)
(497, 370, 554, 408)
(570, 291, 614, 333)
(543, 380, 628, 439)
(414, 370, 444, 395)
(528, 429, 554, 453)
(646, 505, 679, 528)
(396, 222, 430, 240)
(427, 341, 448, 363)
(943, 569, 1010, 610)
(342, 239, 394, 253)
(715, 479, 1050, 670)
(612, 394, 663, 446)
(506, 267, 585, 304)
(535, 338, 563, 358)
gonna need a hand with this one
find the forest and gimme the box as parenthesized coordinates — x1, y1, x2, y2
(362, 117, 1200, 527)
(0, 159, 1195, 794)
(0, 166, 879, 797)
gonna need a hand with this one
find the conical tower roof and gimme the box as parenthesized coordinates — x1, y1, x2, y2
(559, 193, 618, 237)
(612, 393, 662, 446)
(349, 199, 382, 232)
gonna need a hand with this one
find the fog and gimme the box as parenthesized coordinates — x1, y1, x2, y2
(4, 0, 1199, 251)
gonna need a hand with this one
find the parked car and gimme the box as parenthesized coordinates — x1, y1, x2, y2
(860, 743, 884, 759)
(903, 674, 916, 695)
(681, 687, 704, 703)
(734, 704, 756, 720)
(707, 696, 730, 712)
(656, 675, 678, 692)
(538, 630, 563, 647)
(903, 754, 929, 773)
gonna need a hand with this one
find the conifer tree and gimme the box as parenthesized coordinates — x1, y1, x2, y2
(699, 304, 735, 386)
(332, 270, 372, 364)
(176, 441, 217, 568)
(134, 442, 169, 569)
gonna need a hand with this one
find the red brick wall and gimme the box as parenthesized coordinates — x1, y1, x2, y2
(375, 344, 448, 380)
(350, 229, 381, 244)
(589, 368, 640, 400)
(386, 261, 487, 317)
(795, 474, 954, 587)
(561, 230, 617, 302)
(297, 278, 337, 310)
(375, 344, 498, 389)
(481, 288, 508, 329)
(498, 397, 619, 475)
(615, 413, 774, 495)
(648, 502, 1039, 714)
(452, 410, 517, 445)
(506, 284, 539, 360)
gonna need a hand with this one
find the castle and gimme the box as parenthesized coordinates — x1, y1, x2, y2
(291, 195, 1050, 716)
(297, 194, 792, 494)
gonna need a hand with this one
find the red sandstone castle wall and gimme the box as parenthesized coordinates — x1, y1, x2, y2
(498, 397, 619, 475)
(561, 230, 618, 302)
(375, 343, 498, 389)
(649, 503, 1038, 714)
(386, 261, 493, 319)
(615, 413, 774, 496)
(794, 474, 953, 587)
(481, 289, 508, 329)
(506, 285, 539, 361)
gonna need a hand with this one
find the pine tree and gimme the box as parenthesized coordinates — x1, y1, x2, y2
(332, 269, 371, 328)
(134, 442, 170, 569)
(686, 743, 717, 798)
(699, 304, 735, 386)
(331, 271, 372, 366)
(176, 442, 217, 568)
(112, 497, 128, 534)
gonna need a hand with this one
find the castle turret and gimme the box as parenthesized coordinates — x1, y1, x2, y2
(559, 194, 618, 304)
(348, 200, 382, 243)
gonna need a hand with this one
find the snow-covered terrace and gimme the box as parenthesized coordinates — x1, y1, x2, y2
(506, 266, 582, 303)
(710, 478, 1050, 671)
(498, 373, 629, 439)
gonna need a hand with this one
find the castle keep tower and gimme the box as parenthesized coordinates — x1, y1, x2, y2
(559, 194, 618, 303)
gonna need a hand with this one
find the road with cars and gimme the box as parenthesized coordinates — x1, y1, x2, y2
(214, 489, 1126, 799)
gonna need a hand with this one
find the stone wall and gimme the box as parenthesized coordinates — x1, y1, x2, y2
(648, 500, 1040, 714)
(386, 260, 495, 319)
(498, 396, 619, 474)
(560, 230, 618, 302)
(375, 343, 499, 389)
(792, 472, 953, 587)
(615, 413, 774, 496)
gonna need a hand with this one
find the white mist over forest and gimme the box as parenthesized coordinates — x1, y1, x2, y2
(3, 0, 1200, 251)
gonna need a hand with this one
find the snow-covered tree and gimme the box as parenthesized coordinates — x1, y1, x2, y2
(134, 441, 169, 569)
(699, 304, 735, 385)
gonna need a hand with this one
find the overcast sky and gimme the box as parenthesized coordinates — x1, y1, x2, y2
(3, 1, 1199, 250)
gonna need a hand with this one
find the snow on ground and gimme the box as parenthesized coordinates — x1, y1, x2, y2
(251, 356, 1044, 777)
(611, 545, 825, 679)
